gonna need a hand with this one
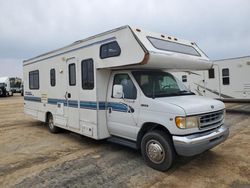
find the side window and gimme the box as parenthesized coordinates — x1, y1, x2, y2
(222, 68, 230, 85)
(69, 63, 76, 86)
(29, 70, 39, 89)
(82, 59, 94, 90)
(50, 69, 56, 87)
(113, 74, 137, 99)
(182, 75, 187, 82)
(100, 41, 121, 59)
(208, 68, 215, 79)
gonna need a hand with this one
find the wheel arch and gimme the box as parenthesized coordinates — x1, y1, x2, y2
(136, 122, 171, 149)
(45, 111, 52, 122)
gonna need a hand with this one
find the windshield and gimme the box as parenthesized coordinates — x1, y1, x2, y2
(132, 71, 194, 98)
(0, 83, 5, 87)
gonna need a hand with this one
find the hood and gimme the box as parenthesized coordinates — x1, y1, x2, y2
(156, 95, 225, 115)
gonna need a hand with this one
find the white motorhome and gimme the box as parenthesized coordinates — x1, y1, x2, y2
(173, 56, 250, 102)
(23, 26, 229, 171)
(0, 77, 13, 97)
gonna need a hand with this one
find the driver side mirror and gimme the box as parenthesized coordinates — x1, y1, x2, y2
(113, 85, 123, 99)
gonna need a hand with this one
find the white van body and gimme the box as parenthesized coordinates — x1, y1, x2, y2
(0, 77, 13, 97)
(23, 26, 229, 171)
(173, 56, 250, 102)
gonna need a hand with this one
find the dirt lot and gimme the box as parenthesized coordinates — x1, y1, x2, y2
(0, 95, 249, 188)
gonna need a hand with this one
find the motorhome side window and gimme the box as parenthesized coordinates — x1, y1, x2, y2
(182, 75, 187, 82)
(50, 69, 56, 86)
(222, 68, 230, 85)
(113, 74, 137, 99)
(82, 59, 94, 89)
(208, 68, 215, 79)
(29, 70, 39, 89)
(100, 41, 121, 59)
(69, 63, 76, 86)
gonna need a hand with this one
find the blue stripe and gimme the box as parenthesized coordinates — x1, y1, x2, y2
(24, 37, 116, 66)
(48, 98, 67, 106)
(68, 100, 78, 108)
(24, 96, 129, 112)
(108, 102, 128, 112)
(24, 96, 41, 102)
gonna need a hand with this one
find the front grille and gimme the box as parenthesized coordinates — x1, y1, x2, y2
(199, 110, 224, 129)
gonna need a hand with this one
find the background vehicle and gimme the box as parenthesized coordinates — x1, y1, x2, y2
(23, 26, 229, 171)
(0, 77, 13, 97)
(173, 56, 250, 102)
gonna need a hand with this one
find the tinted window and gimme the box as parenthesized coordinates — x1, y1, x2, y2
(222, 68, 229, 76)
(182, 75, 187, 82)
(69, 63, 76, 86)
(147, 36, 201, 56)
(208, 68, 215, 79)
(100, 41, 121, 59)
(222, 68, 230, 85)
(29, 70, 39, 89)
(50, 69, 56, 86)
(113, 74, 137, 99)
(82, 59, 94, 89)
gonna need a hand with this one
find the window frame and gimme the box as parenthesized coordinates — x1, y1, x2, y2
(100, 41, 121, 59)
(29, 70, 40, 90)
(147, 36, 201, 57)
(81, 58, 94, 90)
(68, 63, 76, 86)
(50, 68, 56, 87)
(112, 73, 137, 100)
(208, 68, 215, 79)
(222, 68, 230, 85)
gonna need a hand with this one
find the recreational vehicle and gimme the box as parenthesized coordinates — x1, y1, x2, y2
(0, 77, 13, 97)
(23, 26, 229, 171)
(173, 56, 250, 102)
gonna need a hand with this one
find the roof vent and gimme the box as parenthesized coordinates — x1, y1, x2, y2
(136, 28, 141, 32)
(161, 35, 165, 38)
(168, 36, 171, 40)
(247, 61, 250, 65)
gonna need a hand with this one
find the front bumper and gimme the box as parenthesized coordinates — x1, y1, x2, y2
(172, 125, 229, 156)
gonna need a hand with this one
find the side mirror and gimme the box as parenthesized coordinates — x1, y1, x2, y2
(113, 85, 123, 99)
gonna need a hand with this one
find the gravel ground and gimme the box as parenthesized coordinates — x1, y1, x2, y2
(0, 95, 249, 188)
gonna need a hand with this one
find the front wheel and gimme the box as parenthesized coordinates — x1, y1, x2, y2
(47, 113, 61, 133)
(141, 131, 175, 171)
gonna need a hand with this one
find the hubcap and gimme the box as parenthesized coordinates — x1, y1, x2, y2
(146, 140, 165, 164)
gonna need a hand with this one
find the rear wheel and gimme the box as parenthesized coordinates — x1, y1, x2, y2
(47, 113, 60, 133)
(141, 130, 175, 171)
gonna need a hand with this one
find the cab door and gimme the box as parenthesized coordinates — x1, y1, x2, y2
(66, 58, 80, 130)
(107, 72, 140, 141)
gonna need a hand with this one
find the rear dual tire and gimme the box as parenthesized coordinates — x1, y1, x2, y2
(141, 131, 175, 171)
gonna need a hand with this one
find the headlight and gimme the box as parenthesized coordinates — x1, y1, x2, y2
(175, 116, 199, 129)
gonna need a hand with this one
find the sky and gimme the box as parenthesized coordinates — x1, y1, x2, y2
(0, 0, 250, 78)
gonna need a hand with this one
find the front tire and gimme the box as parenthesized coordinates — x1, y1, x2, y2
(47, 113, 60, 133)
(141, 130, 175, 171)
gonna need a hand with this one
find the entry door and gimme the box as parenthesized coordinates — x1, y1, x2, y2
(205, 65, 221, 99)
(66, 58, 80, 130)
(107, 73, 140, 140)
